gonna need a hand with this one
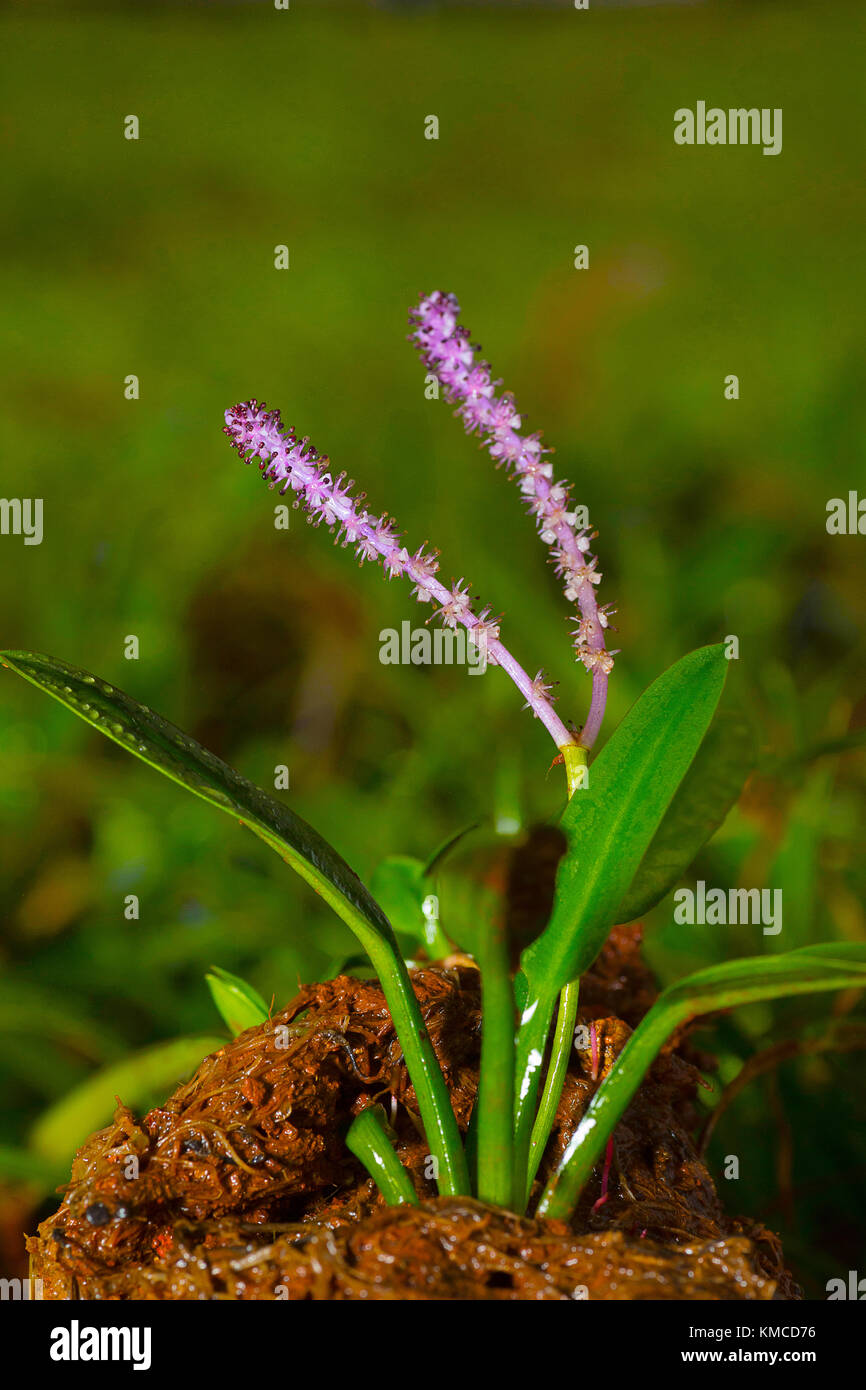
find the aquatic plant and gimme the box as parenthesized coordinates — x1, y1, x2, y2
(5, 293, 865, 1221)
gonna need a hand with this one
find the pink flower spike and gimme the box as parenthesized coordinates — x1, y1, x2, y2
(410, 291, 615, 749)
(224, 400, 578, 753)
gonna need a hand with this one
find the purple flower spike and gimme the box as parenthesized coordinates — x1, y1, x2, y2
(409, 291, 616, 749)
(224, 401, 577, 753)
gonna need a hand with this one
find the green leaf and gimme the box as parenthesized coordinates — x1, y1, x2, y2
(434, 831, 509, 959)
(426, 833, 517, 1204)
(205, 966, 270, 1035)
(369, 855, 452, 957)
(434, 820, 565, 964)
(1, 650, 396, 959)
(523, 645, 729, 995)
(511, 646, 727, 1205)
(537, 944, 866, 1220)
(616, 707, 756, 923)
(3, 651, 469, 1197)
(422, 821, 481, 876)
(345, 1106, 419, 1206)
(29, 1035, 226, 1167)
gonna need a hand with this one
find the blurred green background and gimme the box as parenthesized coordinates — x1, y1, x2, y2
(0, 0, 863, 1294)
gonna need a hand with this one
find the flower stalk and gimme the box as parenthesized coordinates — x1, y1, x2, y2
(410, 291, 615, 748)
(224, 400, 577, 753)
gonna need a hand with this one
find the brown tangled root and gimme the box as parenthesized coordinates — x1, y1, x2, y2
(27, 925, 799, 1300)
(34, 1200, 787, 1301)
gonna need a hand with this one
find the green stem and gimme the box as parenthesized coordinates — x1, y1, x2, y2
(535, 948, 866, 1221)
(524, 978, 579, 1201)
(475, 921, 515, 1208)
(366, 938, 470, 1197)
(562, 743, 588, 798)
(537, 1006, 673, 1219)
(345, 1108, 419, 1206)
(511, 988, 558, 1208)
(512, 744, 587, 1209)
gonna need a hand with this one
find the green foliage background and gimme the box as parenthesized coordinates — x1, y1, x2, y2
(0, 1, 863, 1294)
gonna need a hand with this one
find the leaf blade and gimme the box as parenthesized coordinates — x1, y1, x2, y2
(4, 651, 470, 1197)
(616, 707, 756, 923)
(205, 967, 270, 1035)
(523, 644, 729, 995)
(2, 650, 396, 956)
(537, 944, 866, 1219)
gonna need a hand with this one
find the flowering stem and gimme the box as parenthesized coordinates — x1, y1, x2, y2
(224, 401, 577, 754)
(410, 292, 616, 749)
(581, 670, 609, 751)
(484, 637, 575, 751)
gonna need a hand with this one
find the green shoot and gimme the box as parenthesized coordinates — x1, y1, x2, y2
(205, 966, 270, 1035)
(345, 1108, 419, 1206)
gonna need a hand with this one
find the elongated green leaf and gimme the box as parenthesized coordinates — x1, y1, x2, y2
(29, 1035, 226, 1166)
(205, 966, 270, 1035)
(2, 651, 396, 957)
(537, 944, 866, 1220)
(511, 646, 727, 1205)
(616, 708, 756, 923)
(434, 832, 510, 959)
(435, 821, 565, 965)
(3, 651, 469, 1196)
